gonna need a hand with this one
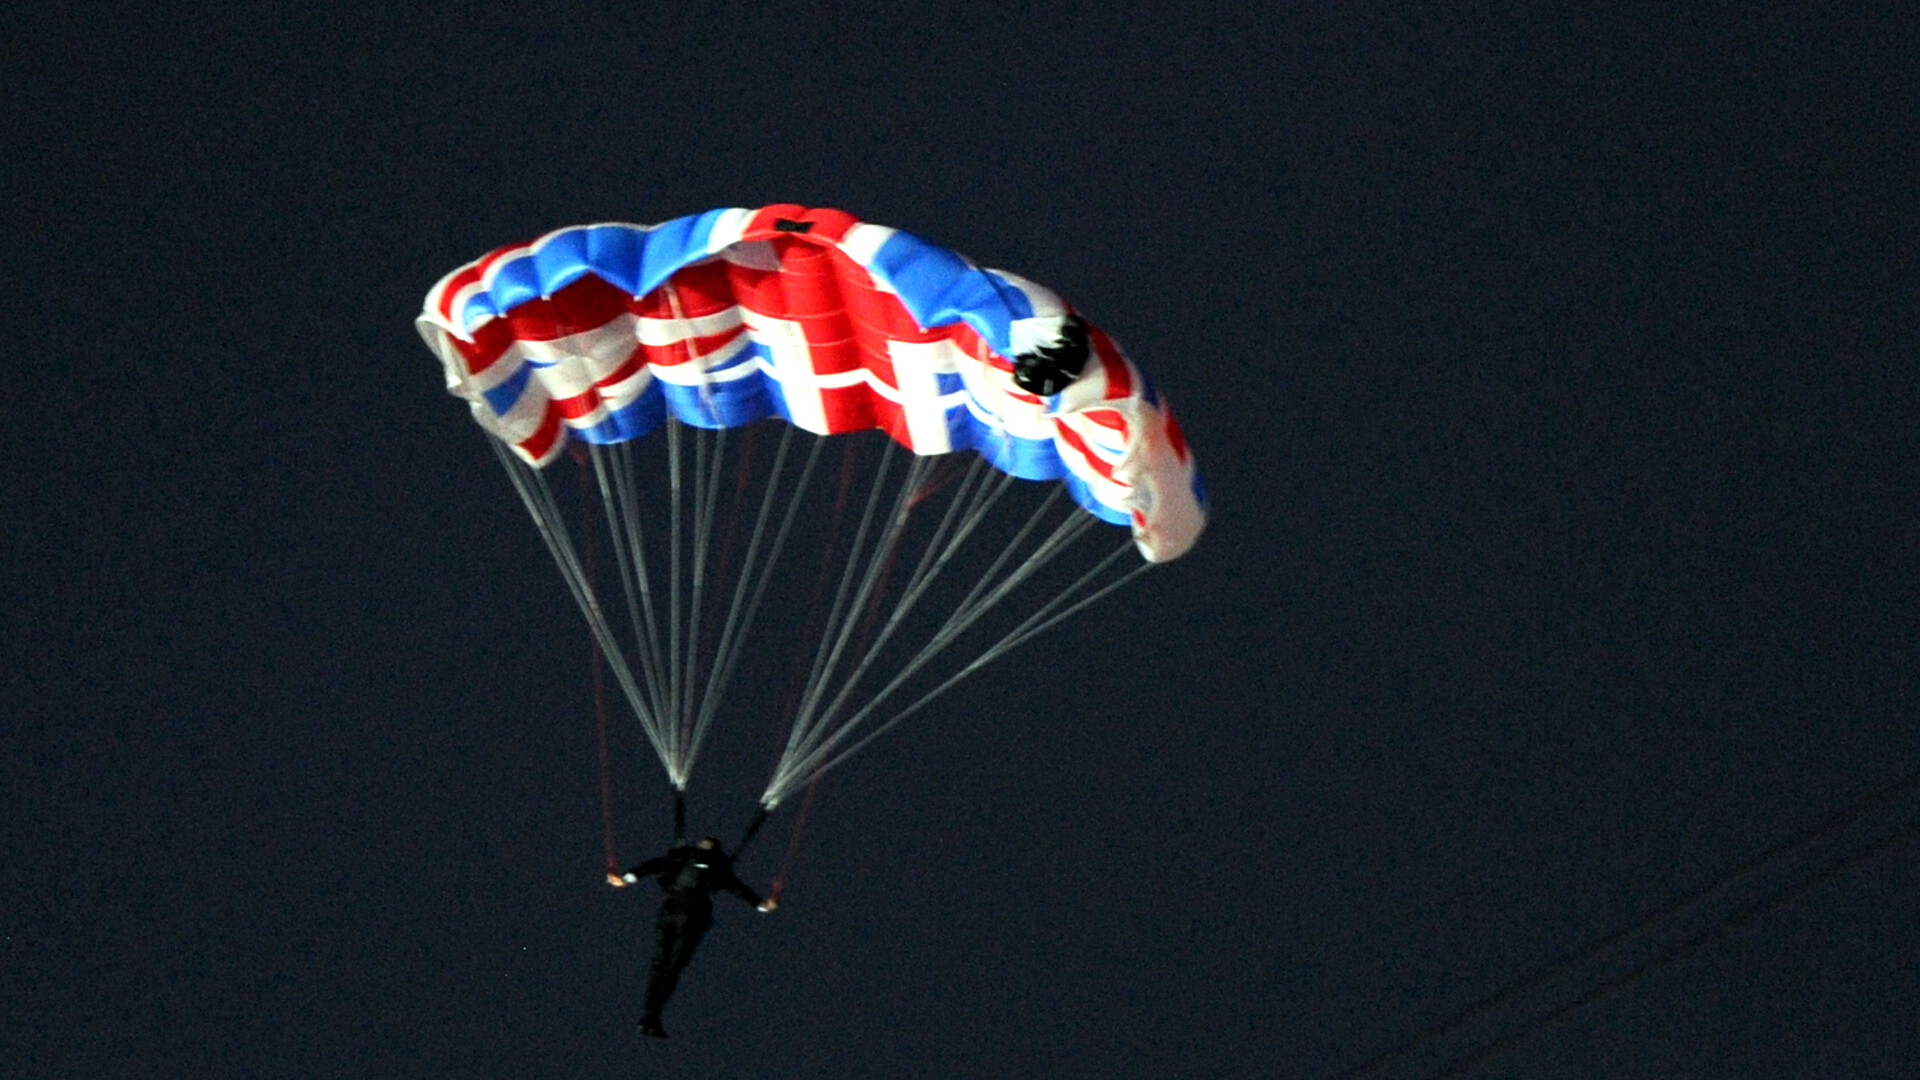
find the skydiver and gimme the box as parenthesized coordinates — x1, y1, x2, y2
(608, 836, 774, 1038)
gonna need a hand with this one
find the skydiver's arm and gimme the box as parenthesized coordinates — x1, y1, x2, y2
(716, 867, 764, 908)
(614, 852, 675, 886)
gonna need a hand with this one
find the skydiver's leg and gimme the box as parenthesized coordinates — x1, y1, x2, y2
(640, 904, 687, 1036)
(641, 899, 712, 1036)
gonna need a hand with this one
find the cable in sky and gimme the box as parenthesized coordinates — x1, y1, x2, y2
(1336, 766, 1920, 1080)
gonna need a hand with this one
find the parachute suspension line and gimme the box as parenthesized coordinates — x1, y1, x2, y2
(687, 428, 822, 773)
(797, 439, 902, 723)
(761, 484, 1139, 804)
(800, 540, 1149, 789)
(937, 488, 1082, 644)
(780, 439, 902, 769)
(591, 599, 619, 873)
(779, 509, 1103, 789)
(484, 436, 668, 775)
(891, 458, 1005, 622)
(577, 450, 620, 875)
(795, 458, 1007, 766)
(679, 427, 705, 768)
(665, 419, 685, 771)
(694, 424, 758, 730)
(783, 443, 941, 779)
(794, 453, 1006, 764)
(658, 277, 718, 775)
(762, 474, 1055, 803)
(955, 537, 1147, 671)
(600, 442, 680, 780)
(679, 426, 728, 767)
(788, 447, 935, 766)
(686, 428, 724, 756)
(854, 465, 920, 635)
(867, 460, 989, 638)
(588, 444, 668, 735)
(629, 441, 675, 726)
(764, 436, 864, 799)
(622, 439, 676, 730)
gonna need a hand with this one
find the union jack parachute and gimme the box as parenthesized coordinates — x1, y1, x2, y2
(418, 204, 1205, 811)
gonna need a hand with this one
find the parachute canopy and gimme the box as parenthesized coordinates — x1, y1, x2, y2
(417, 204, 1204, 561)
(419, 206, 1206, 807)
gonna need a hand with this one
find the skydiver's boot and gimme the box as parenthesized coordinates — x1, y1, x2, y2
(639, 1014, 668, 1039)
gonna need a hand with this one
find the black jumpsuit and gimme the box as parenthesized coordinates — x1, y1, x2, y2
(622, 843, 762, 1035)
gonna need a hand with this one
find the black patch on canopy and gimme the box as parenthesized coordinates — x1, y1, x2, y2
(1010, 314, 1092, 396)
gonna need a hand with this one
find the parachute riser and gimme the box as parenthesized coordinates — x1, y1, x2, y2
(734, 804, 770, 857)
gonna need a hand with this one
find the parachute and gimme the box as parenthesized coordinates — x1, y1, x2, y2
(417, 204, 1205, 811)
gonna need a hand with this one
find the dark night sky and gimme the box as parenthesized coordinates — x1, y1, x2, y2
(7, 4, 1918, 1078)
